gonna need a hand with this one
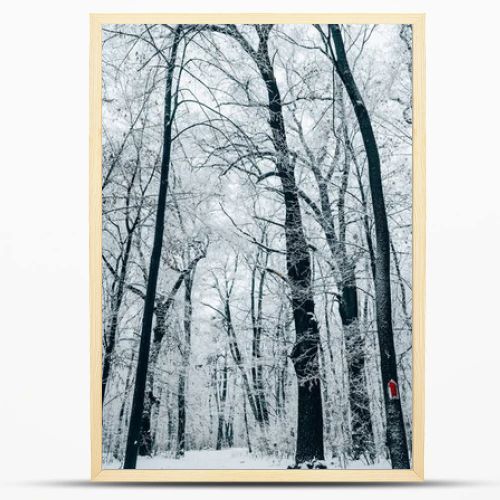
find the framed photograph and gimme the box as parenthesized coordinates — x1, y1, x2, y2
(90, 13, 425, 482)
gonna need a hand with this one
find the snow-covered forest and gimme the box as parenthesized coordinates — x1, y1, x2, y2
(101, 23, 413, 470)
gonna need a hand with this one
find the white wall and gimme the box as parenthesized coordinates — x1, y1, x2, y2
(1, 1, 499, 499)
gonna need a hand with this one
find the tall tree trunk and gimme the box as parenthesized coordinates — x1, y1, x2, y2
(113, 352, 135, 460)
(166, 390, 175, 452)
(339, 266, 375, 462)
(330, 24, 410, 469)
(250, 248, 269, 425)
(176, 268, 195, 457)
(215, 357, 229, 450)
(254, 26, 324, 465)
(123, 26, 182, 469)
(274, 305, 287, 420)
(137, 302, 165, 457)
(243, 394, 253, 453)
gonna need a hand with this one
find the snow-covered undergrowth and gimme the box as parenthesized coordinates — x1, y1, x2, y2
(103, 447, 391, 470)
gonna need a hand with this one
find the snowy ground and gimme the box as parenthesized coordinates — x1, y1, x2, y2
(103, 448, 391, 470)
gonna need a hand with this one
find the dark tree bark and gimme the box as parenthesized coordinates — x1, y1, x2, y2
(339, 267, 374, 462)
(330, 24, 410, 469)
(250, 246, 270, 424)
(274, 305, 288, 420)
(112, 351, 135, 460)
(137, 302, 166, 457)
(176, 267, 196, 458)
(243, 393, 253, 453)
(123, 26, 182, 470)
(165, 389, 175, 451)
(252, 26, 324, 464)
(214, 356, 231, 450)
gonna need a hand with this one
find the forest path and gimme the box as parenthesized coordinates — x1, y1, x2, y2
(103, 448, 390, 470)
(136, 448, 289, 469)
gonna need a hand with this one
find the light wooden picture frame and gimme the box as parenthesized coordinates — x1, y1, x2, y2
(90, 13, 425, 482)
